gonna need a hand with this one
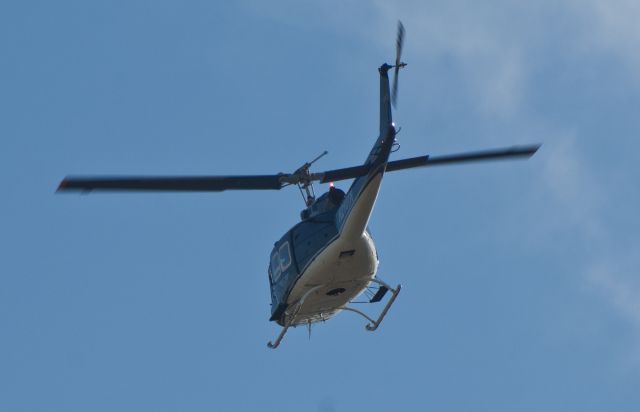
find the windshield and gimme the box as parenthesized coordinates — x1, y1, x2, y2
(270, 241, 292, 283)
(270, 250, 281, 282)
(279, 242, 291, 270)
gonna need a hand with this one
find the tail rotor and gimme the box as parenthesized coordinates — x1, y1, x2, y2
(392, 20, 406, 108)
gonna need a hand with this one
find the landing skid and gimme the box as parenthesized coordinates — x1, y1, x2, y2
(341, 278, 401, 331)
(267, 285, 323, 349)
(267, 278, 401, 349)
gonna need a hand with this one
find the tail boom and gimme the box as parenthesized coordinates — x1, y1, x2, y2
(336, 64, 396, 240)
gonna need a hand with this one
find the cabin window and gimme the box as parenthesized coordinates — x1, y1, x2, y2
(279, 242, 292, 271)
(270, 250, 282, 282)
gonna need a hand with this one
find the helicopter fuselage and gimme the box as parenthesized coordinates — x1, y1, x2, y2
(268, 171, 385, 326)
(267, 64, 397, 327)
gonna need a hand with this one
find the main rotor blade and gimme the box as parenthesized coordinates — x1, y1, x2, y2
(57, 174, 284, 192)
(319, 165, 370, 183)
(314, 144, 539, 184)
(386, 144, 540, 172)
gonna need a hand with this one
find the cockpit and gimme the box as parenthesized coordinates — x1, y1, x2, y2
(300, 186, 345, 220)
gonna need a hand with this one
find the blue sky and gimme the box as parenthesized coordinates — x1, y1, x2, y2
(2, 1, 640, 411)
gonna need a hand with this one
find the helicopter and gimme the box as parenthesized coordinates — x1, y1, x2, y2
(57, 22, 540, 349)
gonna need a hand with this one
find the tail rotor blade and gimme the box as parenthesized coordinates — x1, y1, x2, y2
(392, 20, 405, 108)
(392, 65, 400, 107)
(395, 20, 405, 67)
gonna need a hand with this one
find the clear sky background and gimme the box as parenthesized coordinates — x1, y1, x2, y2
(2, 1, 640, 411)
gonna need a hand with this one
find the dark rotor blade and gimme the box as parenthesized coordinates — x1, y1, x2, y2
(392, 20, 405, 107)
(395, 20, 405, 67)
(57, 174, 284, 192)
(392, 66, 400, 108)
(319, 165, 370, 183)
(386, 144, 540, 172)
(316, 144, 539, 183)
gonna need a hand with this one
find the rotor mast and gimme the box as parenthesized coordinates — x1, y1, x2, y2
(288, 150, 328, 206)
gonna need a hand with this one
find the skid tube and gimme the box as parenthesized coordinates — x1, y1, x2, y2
(341, 278, 401, 331)
(267, 285, 323, 349)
